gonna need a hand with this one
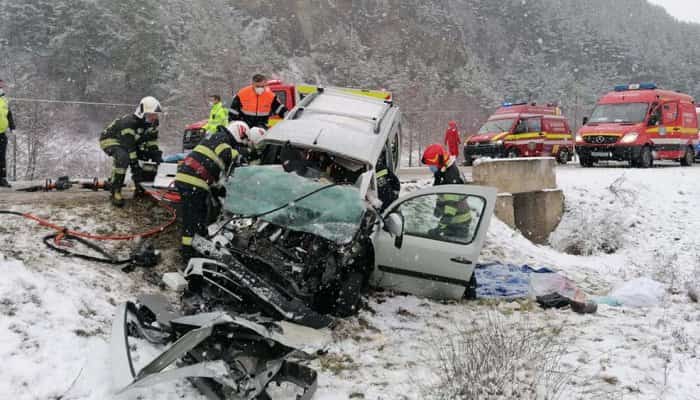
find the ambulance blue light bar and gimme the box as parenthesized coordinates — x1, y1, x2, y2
(614, 83, 657, 92)
(501, 101, 528, 107)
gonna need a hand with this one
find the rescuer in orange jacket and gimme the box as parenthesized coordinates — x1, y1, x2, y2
(229, 74, 288, 128)
(444, 120, 461, 159)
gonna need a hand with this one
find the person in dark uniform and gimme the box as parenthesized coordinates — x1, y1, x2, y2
(99, 96, 162, 206)
(174, 125, 240, 261)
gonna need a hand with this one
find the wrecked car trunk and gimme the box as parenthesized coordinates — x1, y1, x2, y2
(194, 166, 376, 320)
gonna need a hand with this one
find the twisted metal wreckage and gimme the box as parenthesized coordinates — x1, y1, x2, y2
(110, 89, 498, 399)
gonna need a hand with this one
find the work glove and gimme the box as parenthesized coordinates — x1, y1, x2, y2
(151, 150, 163, 164)
(210, 184, 227, 198)
(130, 163, 144, 183)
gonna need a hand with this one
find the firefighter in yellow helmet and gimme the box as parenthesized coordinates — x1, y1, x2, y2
(99, 96, 162, 207)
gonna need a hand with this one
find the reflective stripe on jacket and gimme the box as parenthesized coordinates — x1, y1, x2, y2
(0, 97, 9, 133)
(175, 127, 240, 190)
(237, 85, 275, 117)
(203, 102, 229, 133)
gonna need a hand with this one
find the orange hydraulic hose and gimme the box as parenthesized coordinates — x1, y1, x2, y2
(18, 190, 177, 241)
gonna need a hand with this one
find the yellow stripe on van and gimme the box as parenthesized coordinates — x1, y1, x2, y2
(297, 84, 391, 101)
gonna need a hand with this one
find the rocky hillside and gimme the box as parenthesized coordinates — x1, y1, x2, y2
(0, 0, 699, 174)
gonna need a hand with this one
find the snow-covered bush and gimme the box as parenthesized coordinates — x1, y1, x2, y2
(549, 175, 638, 256)
(425, 313, 569, 400)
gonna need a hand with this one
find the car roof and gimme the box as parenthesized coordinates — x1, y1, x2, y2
(262, 88, 400, 167)
(598, 89, 694, 104)
(489, 113, 568, 120)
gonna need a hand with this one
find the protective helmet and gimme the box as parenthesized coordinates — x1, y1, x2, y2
(226, 121, 250, 144)
(248, 127, 266, 147)
(448, 120, 457, 128)
(134, 96, 162, 119)
(421, 143, 450, 167)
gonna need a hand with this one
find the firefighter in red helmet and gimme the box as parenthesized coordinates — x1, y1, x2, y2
(421, 143, 471, 242)
(421, 143, 464, 185)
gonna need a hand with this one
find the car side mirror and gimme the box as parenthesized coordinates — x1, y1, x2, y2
(384, 212, 404, 248)
(582, 116, 589, 126)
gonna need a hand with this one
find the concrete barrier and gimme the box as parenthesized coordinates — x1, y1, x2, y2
(472, 157, 557, 194)
(513, 189, 564, 244)
(471, 158, 563, 244)
(495, 193, 515, 228)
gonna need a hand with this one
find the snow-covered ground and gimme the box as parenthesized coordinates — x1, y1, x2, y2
(1, 163, 700, 399)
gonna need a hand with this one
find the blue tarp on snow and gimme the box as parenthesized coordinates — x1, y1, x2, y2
(475, 262, 554, 299)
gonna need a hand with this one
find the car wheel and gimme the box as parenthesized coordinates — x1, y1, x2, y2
(579, 154, 594, 168)
(680, 146, 694, 167)
(506, 148, 519, 158)
(464, 273, 478, 300)
(638, 146, 653, 168)
(332, 271, 364, 317)
(556, 148, 569, 164)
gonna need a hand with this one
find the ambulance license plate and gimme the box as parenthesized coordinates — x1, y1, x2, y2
(591, 151, 611, 157)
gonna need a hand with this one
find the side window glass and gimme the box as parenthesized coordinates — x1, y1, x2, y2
(662, 103, 678, 125)
(395, 193, 485, 245)
(527, 118, 542, 132)
(273, 90, 287, 108)
(515, 120, 528, 133)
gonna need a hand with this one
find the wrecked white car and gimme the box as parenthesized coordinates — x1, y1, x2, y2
(189, 88, 497, 322)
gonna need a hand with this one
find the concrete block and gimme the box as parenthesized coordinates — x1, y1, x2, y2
(162, 272, 187, 291)
(472, 157, 557, 194)
(495, 193, 515, 228)
(513, 189, 564, 244)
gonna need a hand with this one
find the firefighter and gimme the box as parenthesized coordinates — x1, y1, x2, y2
(444, 120, 461, 160)
(229, 74, 287, 128)
(203, 94, 228, 134)
(175, 124, 240, 261)
(421, 144, 471, 239)
(99, 96, 162, 207)
(422, 143, 465, 186)
(0, 79, 16, 188)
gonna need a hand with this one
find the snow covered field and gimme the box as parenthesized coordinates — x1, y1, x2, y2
(1, 163, 699, 399)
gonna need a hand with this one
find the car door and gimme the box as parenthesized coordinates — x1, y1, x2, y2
(370, 184, 497, 300)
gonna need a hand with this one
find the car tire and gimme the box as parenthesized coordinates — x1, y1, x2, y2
(331, 271, 364, 317)
(579, 154, 594, 168)
(638, 146, 653, 168)
(506, 148, 519, 158)
(464, 273, 478, 300)
(680, 146, 694, 167)
(556, 148, 569, 164)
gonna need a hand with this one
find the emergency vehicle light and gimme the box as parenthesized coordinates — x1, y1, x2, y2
(501, 101, 527, 107)
(614, 83, 657, 91)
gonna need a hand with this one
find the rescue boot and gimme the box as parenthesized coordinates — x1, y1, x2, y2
(0, 178, 11, 188)
(110, 187, 125, 207)
(133, 183, 147, 199)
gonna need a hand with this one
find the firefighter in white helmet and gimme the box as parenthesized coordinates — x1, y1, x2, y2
(99, 96, 162, 207)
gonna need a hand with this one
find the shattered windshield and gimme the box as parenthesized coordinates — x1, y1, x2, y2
(223, 167, 365, 243)
(478, 118, 516, 134)
(589, 103, 649, 124)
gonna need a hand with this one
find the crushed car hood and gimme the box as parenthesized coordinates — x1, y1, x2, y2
(224, 166, 365, 243)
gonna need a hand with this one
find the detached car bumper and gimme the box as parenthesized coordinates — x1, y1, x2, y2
(576, 144, 642, 161)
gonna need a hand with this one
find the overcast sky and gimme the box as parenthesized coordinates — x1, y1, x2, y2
(647, 0, 700, 24)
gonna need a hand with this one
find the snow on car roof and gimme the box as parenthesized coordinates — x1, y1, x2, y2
(263, 89, 400, 166)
